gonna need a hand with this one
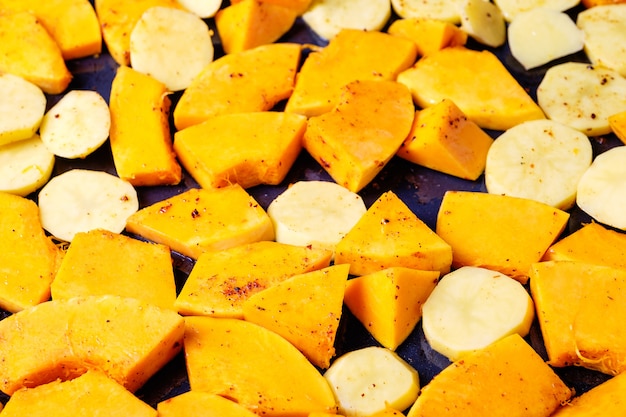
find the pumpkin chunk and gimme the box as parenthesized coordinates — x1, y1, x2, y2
(303, 79, 415, 192)
(436, 190, 569, 283)
(335, 190, 452, 276)
(285, 28, 418, 117)
(231, 0, 314, 15)
(175, 240, 332, 318)
(397, 46, 545, 130)
(158, 391, 259, 417)
(387, 18, 467, 57)
(0, 295, 184, 395)
(344, 267, 439, 350)
(174, 112, 306, 189)
(551, 370, 626, 416)
(173, 43, 301, 130)
(184, 316, 338, 416)
(243, 264, 349, 369)
(126, 185, 275, 259)
(0, 192, 60, 313)
(406, 334, 572, 417)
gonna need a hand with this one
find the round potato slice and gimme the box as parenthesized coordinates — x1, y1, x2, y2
(0, 134, 55, 197)
(577, 4, 626, 77)
(493, 0, 580, 21)
(39, 90, 111, 159)
(130, 6, 214, 91)
(390, 0, 464, 23)
(0, 73, 46, 146)
(175, 0, 222, 18)
(577, 146, 626, 231)
(38, 169, 139, 242)
(302, 0, 391, 40)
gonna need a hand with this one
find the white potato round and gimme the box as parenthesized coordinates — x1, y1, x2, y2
(577, 146, 626, 231)
(493, 0, 580, 21)
(460, 0, 506, 47)
(39, 90, 111, 159)
(421, 266, 535, 362)
(38, 169, 139, 242)
(130, 6, 214, 91)
(267, 180, 366, 253)
(175, 0, 222, 18)
(0, 73, 46, 146)
(577, 4, 626, 77)
(390, 0, 464, 23)
(537, 62, 626, 136)
(485, 119, 592, 210)
(324, 346, 419, 417)
(508, 8, 584, 70)
(0, 134, 55, 197)
(302, 0, 391, 40)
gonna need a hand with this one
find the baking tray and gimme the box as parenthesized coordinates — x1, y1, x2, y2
(1, 0, 623, 409)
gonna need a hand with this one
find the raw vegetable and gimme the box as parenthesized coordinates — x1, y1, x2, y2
(550, 370, 626, 416)
(536, 62, 626, 136)
(335, 190, 452, 276)
(577, 4, 626, 77)
(230, 0, 314, 15)
(38, 169, 139, 242)
(508, 8, 584, 70)
(157, 391, 260, 417)
(421, 266, 535, 361)
(610, 110, 626, 144)
(343, 267, 439, 350)
(175, 0, 222, 17)
(0, 73, 46, 146)
(175, 240, 332, 318)
(266, 180, 367, 253)
(484, 119, 593, 210)
(386, 18, 467, 57)
(301, 0, 391, 40)
(125, 185, 274, 259)
(576, 145, 626, 230)
(39, 90, 111, 159)
(493, 0, 581, 21)
(390, 0, 463, 23)
(0, 135, 55, 197)
(129, 6, 214, 91)
(323, 346, 419, 417)
(460, 0, 506, 48)
(184, 316, 338, 416)
(243, 264, 349, 369)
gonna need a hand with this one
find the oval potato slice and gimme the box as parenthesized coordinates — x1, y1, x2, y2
(0, 134, 55, 197)
(302, 0, 391, 40)
(130, 6, 214, 91)
(577, 4, 626, 77)
(460, 0, 506, 48)
(0, 73, 46, 146)
(493, 0, 580, 21)
(175, 0, 222, 17)
(390, 0, 464, 23)
(38, 169, 139, 242)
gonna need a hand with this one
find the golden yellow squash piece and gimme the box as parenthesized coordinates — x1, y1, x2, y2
(397, 46, 545, 131)
(0, 192, 61, 313)
(551, 370, 626, 416)
(0, 295, 184, 395)
(158, 391, 260, 417)
(387, 18, 467, 57)
(609, 109, 626, 145)
(231, 0, 314, 15)
(184, 316, 338, 416)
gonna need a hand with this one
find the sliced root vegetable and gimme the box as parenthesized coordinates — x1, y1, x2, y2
(0, 134, 55, 197)
(324, 346, 419, 417)
(130, 6, 214, 91)
(0, 73, 46, 146)
(508, 8, 584, 70)
(267, 180, 367, 253)
(421, 266, 535, 362)
(390, 0, 463, 23)
(484, 119, 592, 210)
(39, 90, 110, 159)
(537, 62, 626, 136)
(175, 0, 222, 17)
(493, 0, 580, 21)
(38, 169, 139, 242)
(576, 146, 626, 231)
(302, 0, 391, 40)
(460, 0, 506, 48)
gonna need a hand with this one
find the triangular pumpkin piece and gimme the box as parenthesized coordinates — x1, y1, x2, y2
(335, 191, 452, 276)
(344, 267, 439, 350)
(243, 264, 349, 369)
(387, 18, 467, 57)
(157, 391, 260, 417)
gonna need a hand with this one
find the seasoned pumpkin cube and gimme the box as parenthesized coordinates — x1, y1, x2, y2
(0, 370, 157, 417)
(335, 190, 452, 276)
(158, 391, 259, 417)
(609, 109, 626, 145)
(51, 229, 177, 310)
(231, 0, 314, 15)
(387, 18, 467, 57)
(126, 185, 275, 259)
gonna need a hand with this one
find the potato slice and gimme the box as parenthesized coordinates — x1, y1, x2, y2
(537, 62, 626, 136)
(0, 134, 55, 197)
(493, 0, 580, 21)
(508, 8, 583, 70)
(302, 0, 391, 40)
(324, 346, 419, 417)
(38, 169, 139, 242)
(484, 119, 592, 210)
(130, 6, 214, 91)
(175, 0, 221, 17)
(39, 90, 111, 159)
(421, 266, 535, 361)
(460, 0, 506, 47)
(0, 73, 46, 146)
(576, 146, 626, 230)
(390, 0, 463, 23)
(577, 4, 626, 77)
